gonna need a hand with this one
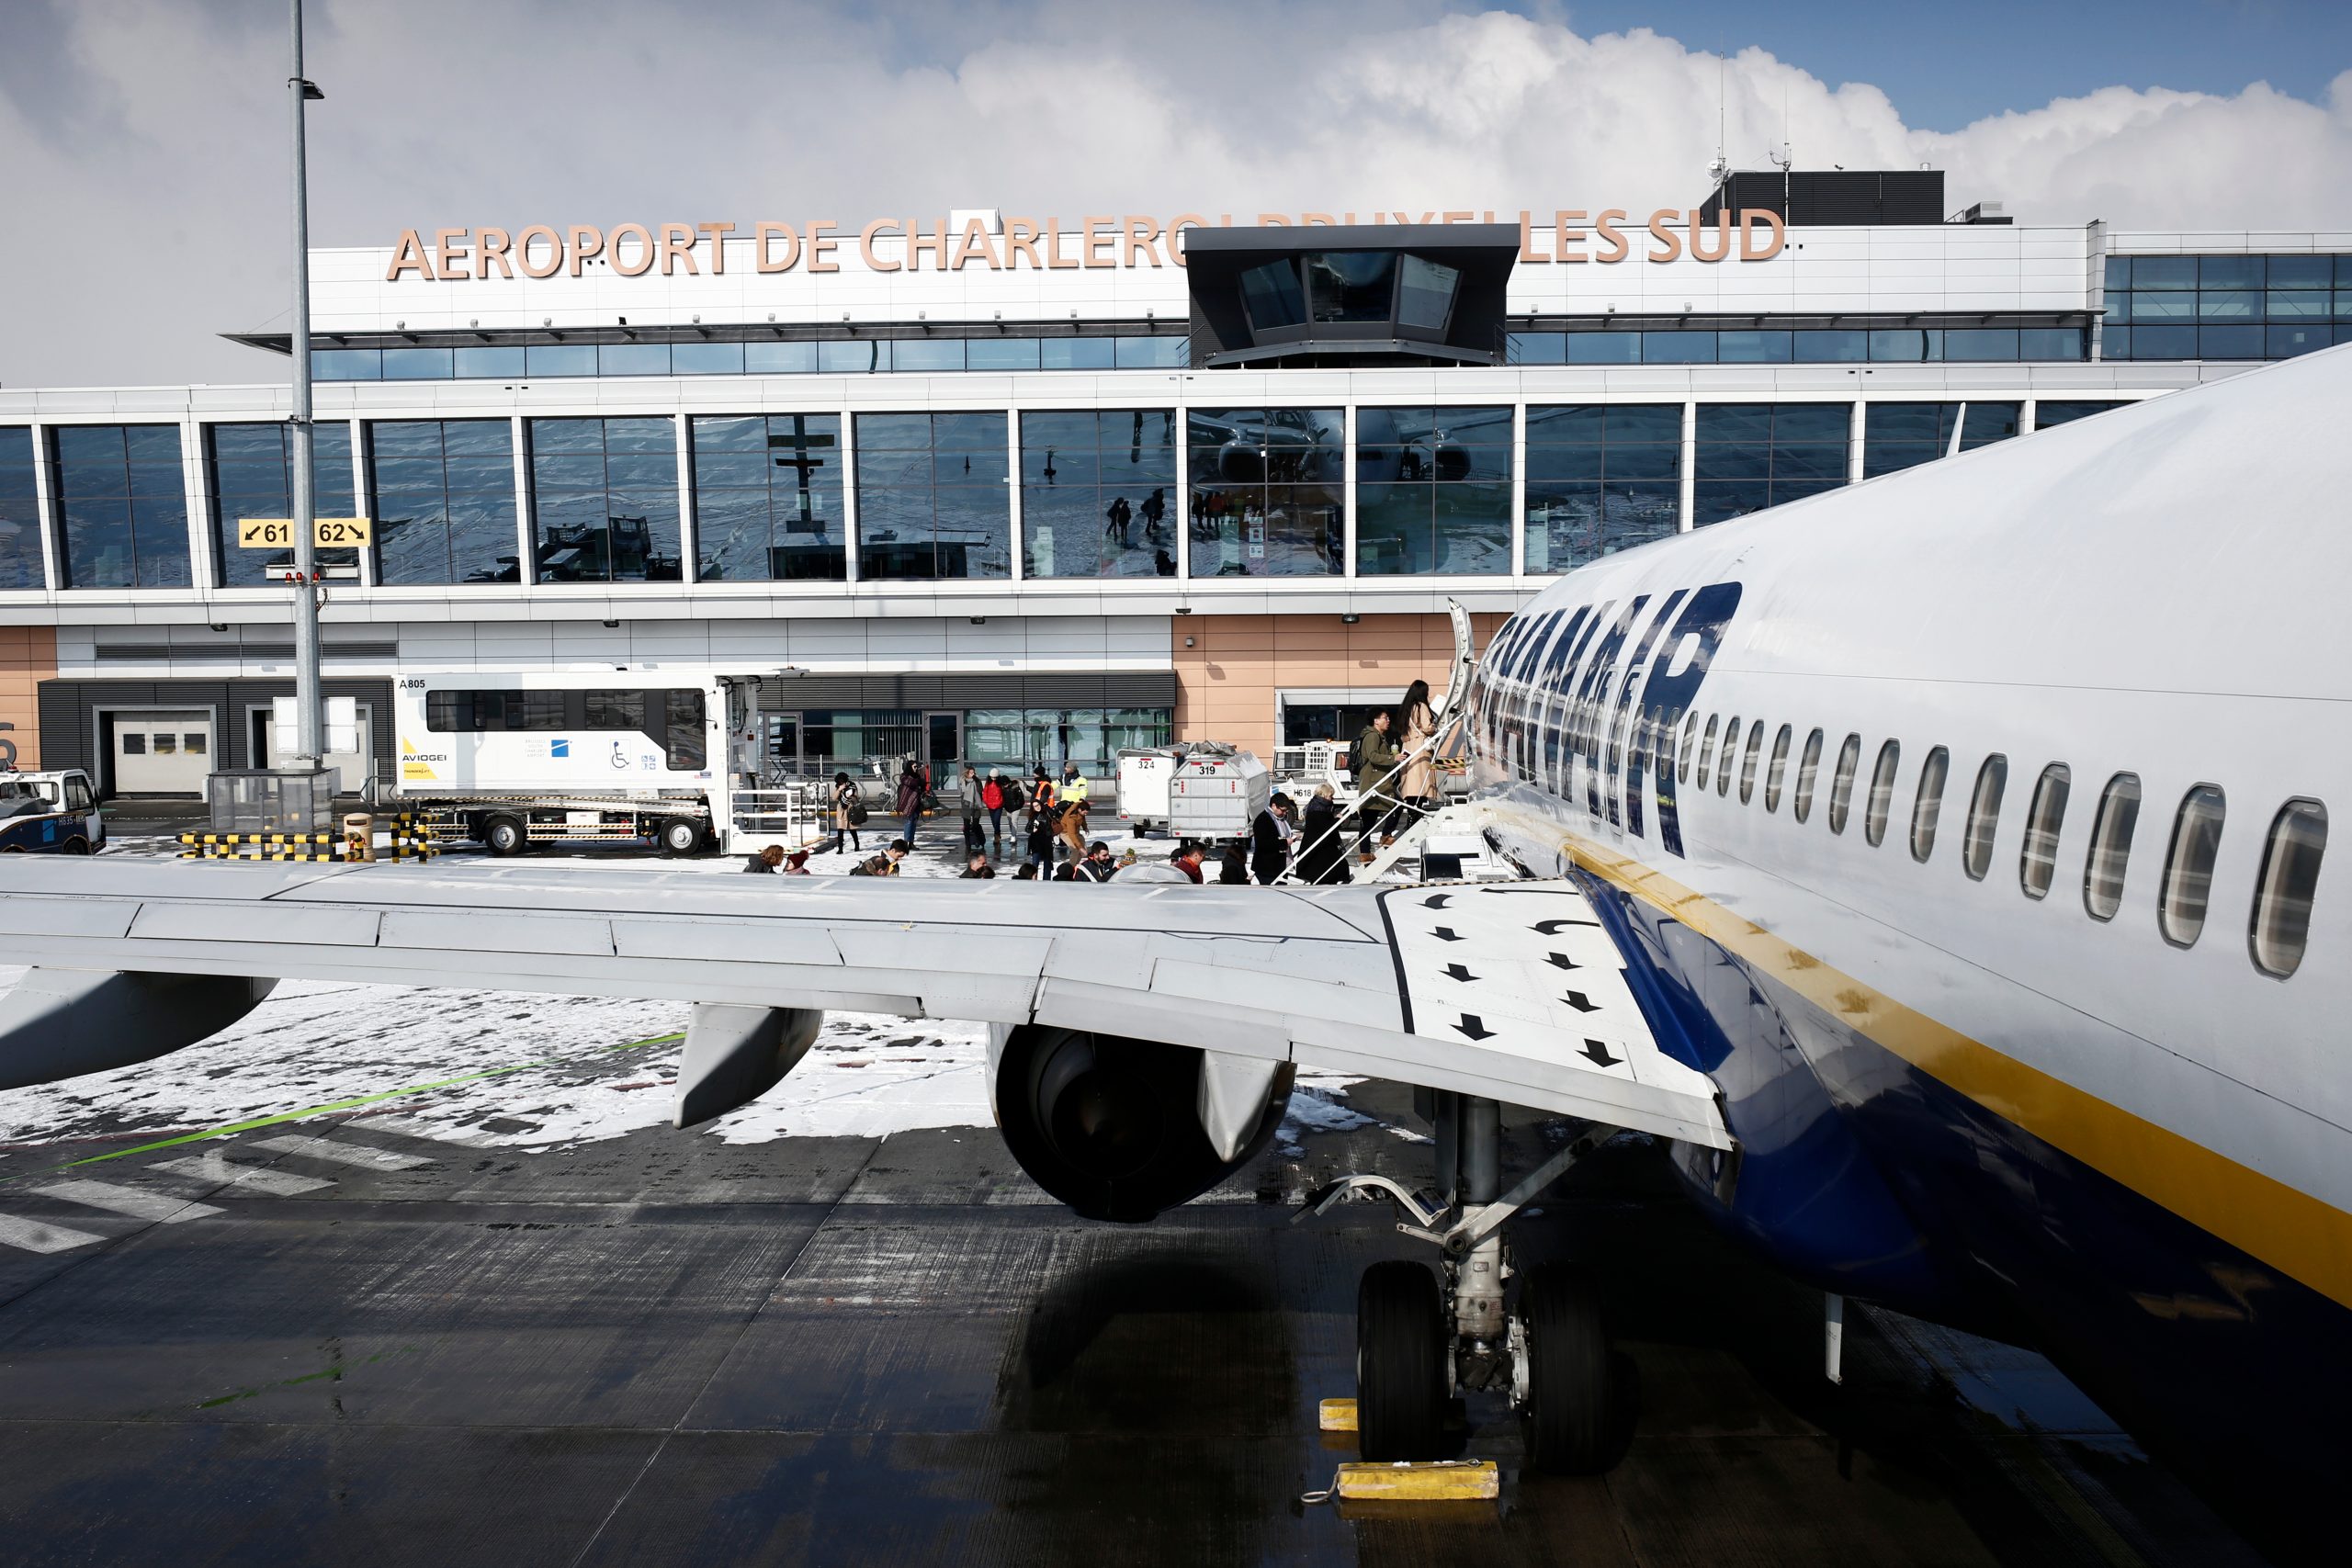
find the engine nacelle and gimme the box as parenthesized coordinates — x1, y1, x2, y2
(989, 1025, 1295, 1223)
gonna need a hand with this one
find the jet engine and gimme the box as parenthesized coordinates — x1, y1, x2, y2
(989, 1025, 1296, 1223)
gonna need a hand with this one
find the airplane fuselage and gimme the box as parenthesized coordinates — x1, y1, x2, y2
(1456, 348, 2351, 1532)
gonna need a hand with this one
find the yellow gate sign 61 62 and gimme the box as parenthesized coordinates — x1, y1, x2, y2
(237, 517, 372, 548)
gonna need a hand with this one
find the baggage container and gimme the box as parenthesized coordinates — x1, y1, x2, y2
(1166, 750, 1271, 839)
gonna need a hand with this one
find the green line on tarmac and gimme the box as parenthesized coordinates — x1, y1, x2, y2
(1, 1028, 691, 1183)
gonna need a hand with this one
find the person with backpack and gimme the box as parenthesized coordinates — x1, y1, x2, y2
(957, 765, 986, 854)
(849, 840, 908, 876)
(831, 772, 865, 854)
(895, 762, 925, 846)
(980, 770, 1008, 852)
(1351, 709, 1400, 862)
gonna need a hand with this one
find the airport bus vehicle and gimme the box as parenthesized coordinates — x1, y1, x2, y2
(0, 770, 103, 855)
(389, 671, 809, 857)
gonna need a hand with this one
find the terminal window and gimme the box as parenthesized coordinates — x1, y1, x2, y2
(1523, 404, 1682, 571)
(0, 428, 41, 591)
(853, 412, 1012, 581)
(368, 419, 522, 586)
(527, 417, 684, 584)
(1693, 403, 1851, 525)
(2103, 254, 2352, 361)
(1353, 405, 1513, 577)
(206, 422, 357, 588)
(49, 423, 192, 590)
(1020, 410, 1180, 581)
(691, 414, 845, 581)
(1186, 407, 1345, 578)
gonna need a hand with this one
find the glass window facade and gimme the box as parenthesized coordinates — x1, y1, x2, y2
(965, 707, 1172, 774)
(1354, 406, 1513, 575)
(311, 334, 1189, 382)
(2104, 254, 2352, 359)
(1524, 404, 1681, 572)
(1503, 327, 2086, 366)
(206, 422, 358, 587)
(369, 419, 522, 585)
(1186, 407, 1345, 577)
(0, 427, 40, 591)
(690, 414, 845, 581)
(51, 424, 190, 589)
(854, 412, 1012, 580)
(528, 417, 684, 583)
(1020, 410, 1180, 580)
(1862, 400, 2021, 479)
(2033, 400, 2128, 430)
(1692, 403, 1849, 525)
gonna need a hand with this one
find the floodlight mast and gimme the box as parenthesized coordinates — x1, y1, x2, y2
(285, 0, 323, 771)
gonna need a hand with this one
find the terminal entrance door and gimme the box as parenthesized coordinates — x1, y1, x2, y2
(250, 704, 374, 795)
(925, 712, 962, 784)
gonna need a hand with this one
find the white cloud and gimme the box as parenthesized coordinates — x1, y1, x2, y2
(3, 1, 2349, 388)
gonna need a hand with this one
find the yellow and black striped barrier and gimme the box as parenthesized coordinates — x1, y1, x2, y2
(178, 823, 439, 863)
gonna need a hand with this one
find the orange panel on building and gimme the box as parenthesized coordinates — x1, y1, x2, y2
(1170, 611, 1508, 758)
(0, 626, 56, 770)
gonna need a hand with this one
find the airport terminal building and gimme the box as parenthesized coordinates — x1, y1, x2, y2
(1, 168, 2344, 795)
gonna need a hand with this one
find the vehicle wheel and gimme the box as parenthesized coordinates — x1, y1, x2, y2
(1357, 1259, 1447, 1461)
(1518, 1264, 1622, 1474)
(660, 818, 703, 857)
(65, 837, 92, 855)
(483, 816, 526, 857)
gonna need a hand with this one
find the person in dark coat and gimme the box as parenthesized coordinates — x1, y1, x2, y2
(1250, 793, 1295, 885)
(1297, 783, 1351, 886)
(1217, 840, 1250, 884)
(895, 764, 925, 846)
(742, 844, 784, 873)
(961, 853, 997, 879)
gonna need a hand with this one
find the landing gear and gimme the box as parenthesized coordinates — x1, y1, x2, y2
(1357, 1260, 1447, 1461)
(1311, 1099, 1627, 1473)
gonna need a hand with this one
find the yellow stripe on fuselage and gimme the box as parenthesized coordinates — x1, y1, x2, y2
(1558, 829, 2352, 1314)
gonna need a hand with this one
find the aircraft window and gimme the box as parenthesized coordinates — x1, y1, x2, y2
(1716, 719, 1742, 796)
(1962, 754, 2007, 880)
(1679, 710, 1699, 784)
(2158, 784, 2227, 947)
(1863, 740, 1901, 846)
(1792, 728, 1824, 822)
(2083, 773, 2143, 921)
(1696, 715, 1721, 788)
(2020, 764, 2071, 899)
(1910, 746, 1949, 862)
(1828, 733, 1861, 833)
(1738, 723, 1764, 805)
(1765, 725, 1792, 812)
(2250, 799, 2326, 977)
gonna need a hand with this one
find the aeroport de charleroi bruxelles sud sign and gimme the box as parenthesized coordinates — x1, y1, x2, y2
(380, 208, 1789, 282)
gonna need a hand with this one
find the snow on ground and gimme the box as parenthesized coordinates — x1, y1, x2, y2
(1, 825, 1384, 1156)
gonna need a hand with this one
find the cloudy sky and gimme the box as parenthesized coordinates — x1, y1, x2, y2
(4, 0, 2350, 389)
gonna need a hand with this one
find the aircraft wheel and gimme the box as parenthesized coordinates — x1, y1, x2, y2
(659, 818, 703, 857)
(483, 816, 527, 857)
(1517, 1264, 1623, 1473)
(1357, 1259, 1447, 1461)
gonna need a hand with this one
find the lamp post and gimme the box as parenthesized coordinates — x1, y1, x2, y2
(285, 0, 325, 773)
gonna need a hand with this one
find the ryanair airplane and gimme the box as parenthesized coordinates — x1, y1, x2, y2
(0, 346, 2340, 1549)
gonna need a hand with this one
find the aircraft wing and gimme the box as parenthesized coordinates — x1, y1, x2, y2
(0, 858, 1729, 1150)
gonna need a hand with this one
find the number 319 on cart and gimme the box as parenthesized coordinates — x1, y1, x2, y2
(237, 517, 372, 548)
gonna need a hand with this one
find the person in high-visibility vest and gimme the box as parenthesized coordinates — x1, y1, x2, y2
(1058, 763, 1091, 808)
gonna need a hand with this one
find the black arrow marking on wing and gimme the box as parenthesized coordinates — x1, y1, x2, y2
(1545, 952, 1580, 971)
(1580, 1039, 1622, 1067)
(1431, 926, 1464, 942)
(1563, 990, 1600, 1013)
(1533, 918, 1600, 936)
(1422, 893, 1452, 909)
(1442, 963, 1477, 983)
(1456, 1014, 1497, 1041)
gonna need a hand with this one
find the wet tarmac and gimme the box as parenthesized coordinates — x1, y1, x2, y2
(0, 1061, 2283, 1568)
